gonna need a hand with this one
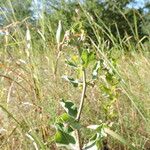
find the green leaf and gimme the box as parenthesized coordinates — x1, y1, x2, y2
(54, 130, 76, 145)
(57, 113, 81, 130)
(83, 133, 101, 150)
(87, 124, 107, 138)
(83, 124, 109, 150)
(88, 52, 96, 63)
(60, 99, 78, 117)
(70, 121, 81, 130)
(100, 85, 111, 95)
(92, 61, 101, 79)
(55, 122, 74, 133)
(65, 60, 77, 68)
(81, 50, 88, 65)
(104, 128, 138, 150)
(62, 75, 80, 87)
(83, 140, 97, 150)
(58, 113, 75, 123)
(55, 122, 63, 130)
(56, 20, 63, 44)
(81, 50, 96, 67)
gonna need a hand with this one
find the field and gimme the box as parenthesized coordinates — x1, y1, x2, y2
(0, 1, 150, 150)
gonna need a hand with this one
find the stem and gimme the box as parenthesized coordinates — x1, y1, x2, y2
(75, 130, 82, 150)
(54, 37, 65, 77)
(54, 50, 61, 76)
(76, 68, 87, 150)
(76, 69, 87, 121)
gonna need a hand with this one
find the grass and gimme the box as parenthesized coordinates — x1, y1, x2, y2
(0, 38, 150, 150)
(0, 2, 150, 150)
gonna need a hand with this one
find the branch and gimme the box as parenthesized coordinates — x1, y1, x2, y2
(75, 68, 87, 150)
(76, 68, 87, 121)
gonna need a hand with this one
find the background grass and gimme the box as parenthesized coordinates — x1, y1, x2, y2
(0, 1, 150, 150)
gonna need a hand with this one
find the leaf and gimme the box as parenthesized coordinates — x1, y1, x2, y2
(83, 133, 101, 150)
(83, 124, 109, 150)
(55, 122, 64, 131)
(87, 125, 100, 130)
(104, 128, 137, 150)
(70, 121, 81, 130)
(58, 113, 74, 122)
(60, 99, 78, 117)
(81, 50, 88, 65)
(83, 141, 97, 150)
(54, 130, 76, 145)
(65, 59, 77, 68)
(57, 113, 81, 130)
(87, 124, 107, 138)
(56, 20, 63, 44)
(62, 75, 80, 87)
(55, 122, 74, 133)
(92, 61, 101, 79)
(88, 52, 96, 63)
(26, 27, 31, 41)
(81, 50, 95, 67)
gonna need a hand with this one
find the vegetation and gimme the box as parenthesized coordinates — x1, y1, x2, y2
(0, 0, 150, 150)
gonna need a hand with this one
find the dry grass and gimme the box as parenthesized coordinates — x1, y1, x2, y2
(0, 49, 150, 149)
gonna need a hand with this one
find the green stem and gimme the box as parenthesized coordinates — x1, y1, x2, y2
(76, 69, 87, 121)
(76, 68, 87, 150)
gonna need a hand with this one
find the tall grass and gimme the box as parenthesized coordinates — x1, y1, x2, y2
(0, 1, 150, 149)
